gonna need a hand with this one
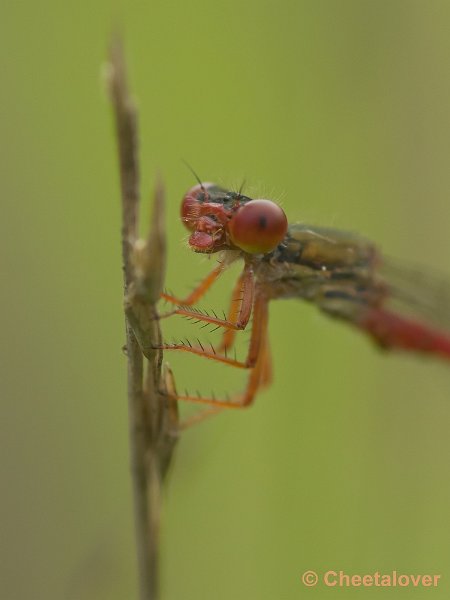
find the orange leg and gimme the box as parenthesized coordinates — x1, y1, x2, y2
(164, 363, 223, 430)
(162, 255, 235, 307)
(158, 266, 255, 369)
(216, 268, 249, 353)
(174, 294, 270, 410)
(158, 340, 250, 369)
(177, 334, 270, 428)
(158, 265, 255, 362)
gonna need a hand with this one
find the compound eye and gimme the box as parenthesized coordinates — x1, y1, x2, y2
(228, 199, 288, 254)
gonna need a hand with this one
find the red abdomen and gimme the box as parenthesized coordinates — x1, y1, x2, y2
(359, 308, 450, 360)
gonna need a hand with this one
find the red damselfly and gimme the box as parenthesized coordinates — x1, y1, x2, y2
(160, 181, 450, 417)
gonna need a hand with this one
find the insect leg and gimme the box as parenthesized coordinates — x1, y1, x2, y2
(161, 254, 236, 307)
(156, 265, 255, 364)
(156, 341, 250, 368)
(216, 266, 251, 353)
(172, 294, 270, 409)
(176, 263, 253, 327)
(174, 330, 269, 428)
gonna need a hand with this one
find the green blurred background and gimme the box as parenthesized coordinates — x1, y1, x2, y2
(2, 1, 450, 599)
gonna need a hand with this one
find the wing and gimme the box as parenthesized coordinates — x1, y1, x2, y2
(379, 256, 450, 332)
(323, 255, 450, 361)
(271, 223, 450, 361)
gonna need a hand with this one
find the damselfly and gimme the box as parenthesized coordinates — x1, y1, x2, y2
(160, 182, 450, 415)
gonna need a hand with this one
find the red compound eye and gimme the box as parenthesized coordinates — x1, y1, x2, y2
(228, 199, 288, 254)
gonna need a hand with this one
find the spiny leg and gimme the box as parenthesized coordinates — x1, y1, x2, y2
(174, 294, 270, 410)
(161, 254, 236, 307)
(216, 267, 251, 354)
(157, 340, 250, 369)
(163, 263, 254, 328)
(176, 342, 267, 429)
(155, 264, 255, 366)
(164, 366, 223, 430)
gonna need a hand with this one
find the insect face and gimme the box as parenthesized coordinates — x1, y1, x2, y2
(181, 183, 287, 255)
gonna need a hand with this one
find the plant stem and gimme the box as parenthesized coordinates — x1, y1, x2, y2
(107, 37, 178, 600)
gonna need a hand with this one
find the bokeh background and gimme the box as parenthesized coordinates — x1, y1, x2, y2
(2, 1, 450, 599)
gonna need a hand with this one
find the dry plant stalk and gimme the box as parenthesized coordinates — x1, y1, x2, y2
(107, 38, 178, 600)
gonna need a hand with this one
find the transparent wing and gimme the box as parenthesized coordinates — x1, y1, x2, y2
(380, 256, 450, 331)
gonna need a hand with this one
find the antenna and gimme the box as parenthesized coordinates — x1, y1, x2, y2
(237, 177, 246, 198)
(181, 159, 205, 191)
